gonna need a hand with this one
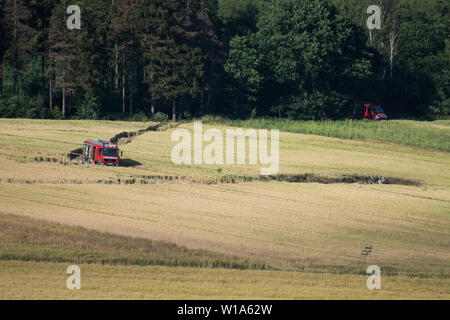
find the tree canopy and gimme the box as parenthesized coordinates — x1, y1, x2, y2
(0, 0, 448, 120)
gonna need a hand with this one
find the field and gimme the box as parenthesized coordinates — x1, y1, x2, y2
(203, 117, 450, 152)
(2, 261, 449, 300)
(0, 118, 449, 299)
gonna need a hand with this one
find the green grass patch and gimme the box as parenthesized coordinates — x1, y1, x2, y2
(202, 117, 450, 152)
(433, 120, 450, 126)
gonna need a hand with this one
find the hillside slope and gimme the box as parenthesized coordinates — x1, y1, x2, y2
(0, 119, 449, 298)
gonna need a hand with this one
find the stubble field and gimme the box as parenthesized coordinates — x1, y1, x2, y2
(0, 119, 449, 299)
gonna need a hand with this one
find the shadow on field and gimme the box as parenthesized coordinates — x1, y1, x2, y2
(68, 148, 83, 160)
(120, 158, 142, 167)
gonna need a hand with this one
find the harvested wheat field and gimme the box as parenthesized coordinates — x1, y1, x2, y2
(0, 119, 449, 299)
(1, 261, 449, 300)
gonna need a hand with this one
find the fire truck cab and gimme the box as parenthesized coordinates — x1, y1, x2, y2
(83, 139, 120, 166)
(353, 103, 388, 121)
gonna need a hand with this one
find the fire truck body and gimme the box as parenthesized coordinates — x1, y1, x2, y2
(353, 103, 388, 121)
(83, 139, 120, 166)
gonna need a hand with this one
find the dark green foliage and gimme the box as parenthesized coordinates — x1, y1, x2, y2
(273, 91, 352, 120)
(334, 0, 450, 119)
(222, 0, 374, 119)
(0, 93, 43, 118)
(76, 94, 100, 119)
(0, 0, 6, 97)
(152, 111, 169, 123)
(0, 0, 448, 120)
(224, 35, 263, 117)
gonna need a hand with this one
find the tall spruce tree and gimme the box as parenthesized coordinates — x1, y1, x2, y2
(174, 0, 223, 114)
(28, 0, 59, 110)
(0, 0, 6, 97)
(112, 0, 139, 114)
(49, 0, 77, 119)
(73, 0, 113, 115)
(2, 0, 33, 97)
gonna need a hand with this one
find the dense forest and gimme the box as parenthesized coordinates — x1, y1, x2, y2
(0, 0, 448, 121)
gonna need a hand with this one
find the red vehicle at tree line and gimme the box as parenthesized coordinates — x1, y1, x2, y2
(352, 103, 388, 120)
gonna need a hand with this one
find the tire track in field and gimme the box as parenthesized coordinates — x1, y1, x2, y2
(0, 173, 422, 187)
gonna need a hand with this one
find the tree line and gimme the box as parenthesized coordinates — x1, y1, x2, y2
(0, 0, 448, 121)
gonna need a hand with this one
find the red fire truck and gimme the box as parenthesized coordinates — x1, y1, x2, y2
(83, 139, 120, 166)
(352, 102, 388, 121)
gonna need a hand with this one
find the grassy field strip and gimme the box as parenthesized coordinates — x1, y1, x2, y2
(0, 261, 448, 299)
(203, 118, 450, 152)
(406, 120, 450, 130)
(1, 120, 449, 187)
(432, 120, 450, 127)
(1, 182, 448, 274)
(123, 123, 450, 187)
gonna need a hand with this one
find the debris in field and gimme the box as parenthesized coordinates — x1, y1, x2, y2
(361, 244, 373, 263)
(365, 176, 387, 185)
(1, 173, 421, 187)
(361, 245, 373, 257)
(264, 174, 411, 185)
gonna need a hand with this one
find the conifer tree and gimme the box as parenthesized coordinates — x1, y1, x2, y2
(28, 0, 59, 109)
(49, 0, 77, 119)
(112, 0, 139, 114)
(0, 0, 6, 97)
(2, 0, 33, 97)
(174, 0, 223, 113)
